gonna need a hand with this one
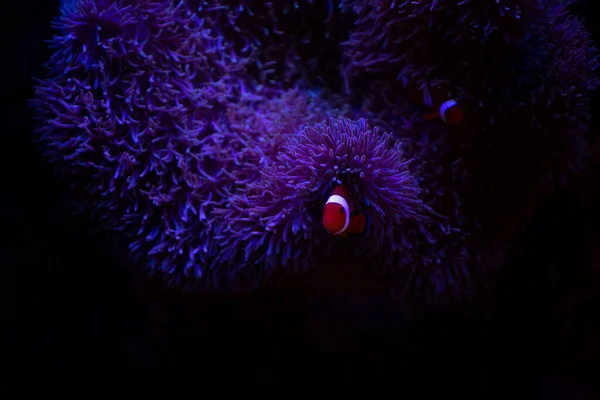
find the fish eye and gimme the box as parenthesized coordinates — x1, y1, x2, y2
(339, 207, 345, 214)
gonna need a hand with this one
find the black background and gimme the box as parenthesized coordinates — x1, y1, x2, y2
(6, 0, 599, 394)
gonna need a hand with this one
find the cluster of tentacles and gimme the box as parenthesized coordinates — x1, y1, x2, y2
(31, 0, 598, 304)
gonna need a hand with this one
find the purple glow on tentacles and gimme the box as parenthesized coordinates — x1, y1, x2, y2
(209, 118, 472, 302)
(31, 0, 598, 304)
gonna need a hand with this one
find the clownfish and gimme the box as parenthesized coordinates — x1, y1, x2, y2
(406, 84, 464, 125)
(322, 184, 367, 239)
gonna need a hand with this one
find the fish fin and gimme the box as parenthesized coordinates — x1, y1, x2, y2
(347, 214, 367, 235)
(423, 111, 440, 120)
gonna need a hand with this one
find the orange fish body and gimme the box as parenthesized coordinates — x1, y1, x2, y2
(322, 185, 367, 238)
(407, 83, 464, 125)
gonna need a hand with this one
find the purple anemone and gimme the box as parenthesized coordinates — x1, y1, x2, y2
(342, 0, 599, 265)
(31, 0, 356, 287)
(31, 0, 598, 305)
(188, 0, 356, 90)
(210, 118, 472, 302)
(31, 0, 262, 281)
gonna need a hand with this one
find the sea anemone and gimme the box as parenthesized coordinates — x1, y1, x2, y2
(28, 0, 488, 303)
(210, 118, 472, 302)
(342, 0, 599, 259)
(342, 0, 551, 92)
(212, 117, 424, 281)
(29, 0, 253, 280)
(31, 0, 598, 304)
(31, 0, 357, 286)
(342, 0, 599, 164)
(186, 0, 356, 91)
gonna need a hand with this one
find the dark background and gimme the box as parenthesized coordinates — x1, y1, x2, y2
(7, 0, 599, 394)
